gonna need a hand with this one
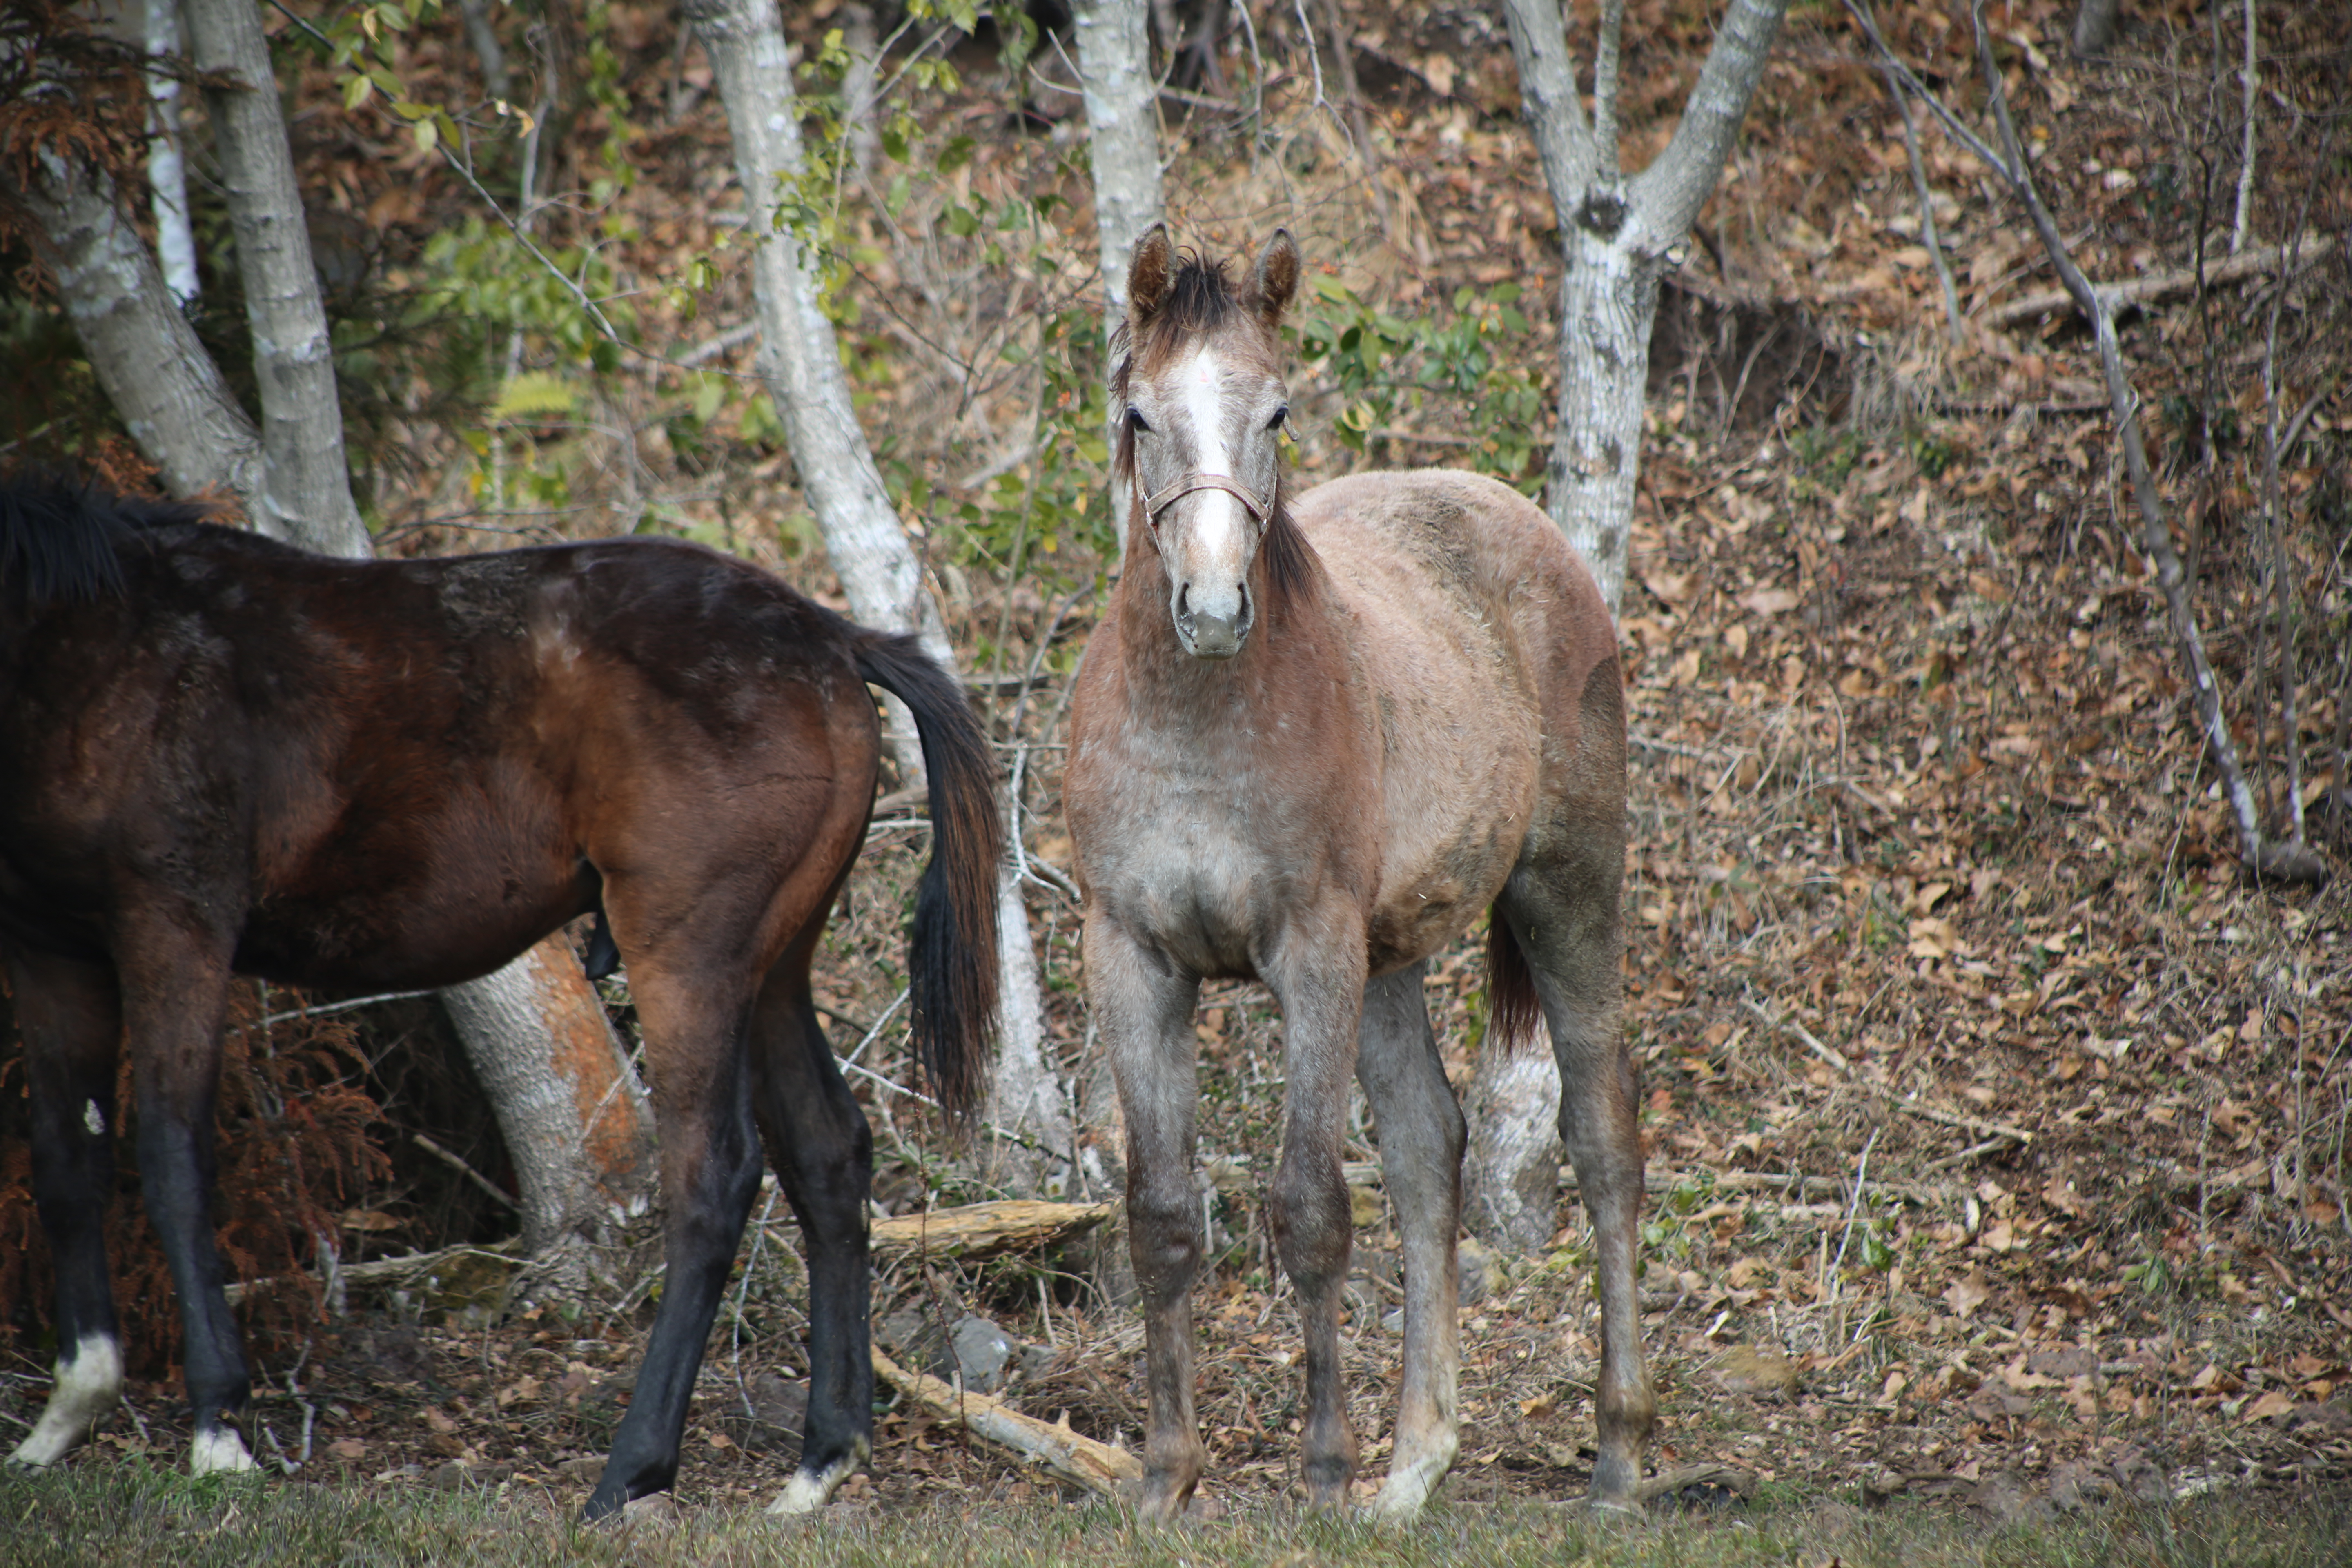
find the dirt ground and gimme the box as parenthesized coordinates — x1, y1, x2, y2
(4, 0, 2350, 1534)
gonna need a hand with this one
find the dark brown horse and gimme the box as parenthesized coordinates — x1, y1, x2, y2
(1065, 229, 1651, 1517)
(0, 478, 1000, 1519)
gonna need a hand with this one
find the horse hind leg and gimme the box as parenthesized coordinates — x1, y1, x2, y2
(1352, 961, 1464, 1520)
(5, 953, 128, 1470)
(744, 946, 875, 1516)
(583, 963, 766, 1519)
(1497, 869, 1655, 1511)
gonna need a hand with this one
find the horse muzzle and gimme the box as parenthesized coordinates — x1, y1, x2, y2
(1177, 606, 1245, 659)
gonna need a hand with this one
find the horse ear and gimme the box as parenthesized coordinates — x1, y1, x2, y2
(1127, 224, 1174, 331)
(1245, 229, 1300, 327)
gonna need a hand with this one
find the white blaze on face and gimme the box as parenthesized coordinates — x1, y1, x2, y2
(1173, 345, 1250, 628)
(8, 1332, 123, 1467)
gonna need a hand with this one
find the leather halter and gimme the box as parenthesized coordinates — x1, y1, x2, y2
(1141, 472, 1272, 530)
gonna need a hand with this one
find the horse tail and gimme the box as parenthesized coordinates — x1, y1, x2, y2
(1483, 909, 1544, 1055)
(851, 633, 1003, 1122)
(0, 473, 206, 606)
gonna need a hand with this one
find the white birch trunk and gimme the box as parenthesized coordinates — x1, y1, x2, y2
(441, 940, 655, 1275)
(12, 157, 259, 506)
(688, 0, 1060, 1192)
(1465, 0, 1788, 1253)
(179, 0, 369, 558)
(23, 29, 655, 1266)
(1073, 0, 1163, 557)
(144, 0, 198, 305)
(684, 0, 949, 686)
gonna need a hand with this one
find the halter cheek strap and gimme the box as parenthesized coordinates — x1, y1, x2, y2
(1142, 472, 1272, 529)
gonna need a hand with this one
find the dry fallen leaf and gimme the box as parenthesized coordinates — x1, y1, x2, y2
(1944, 1270, 1991, 1319)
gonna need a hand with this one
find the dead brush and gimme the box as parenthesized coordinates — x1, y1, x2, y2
(0, 982, 388, 1377)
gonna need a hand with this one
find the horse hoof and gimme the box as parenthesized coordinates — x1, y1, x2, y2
(765, 1446, 866, 1516)
(190, 1427, 258, 1476)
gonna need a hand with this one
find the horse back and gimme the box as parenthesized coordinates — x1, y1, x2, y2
(0, 525, 877, 989)
(1286, 469, 1623, 965)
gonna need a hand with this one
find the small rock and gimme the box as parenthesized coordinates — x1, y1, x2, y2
(1860, 1465, 1908, 1506)
(741, 1372, 808, 1448)
(877, 1309, 953, 1378)
(556, 1455, 605, 1481)
(950, 1314, 1018, 1394)
(1457, 1238, 1507, 1305)
(2109, 1445, 2167, 1504)
(1967, 1469, 2056, 1528)
(2046, 1459, 2117, 1512)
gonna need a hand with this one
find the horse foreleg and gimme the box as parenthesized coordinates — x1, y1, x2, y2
(747, 970, 874, 1517)
(586, 977, 764, 1521)
(5, 953, 126, 1470)
(1266, 937, 1369, 1510)
(1091, 916, 1206, 1518)
(1353, 962, 1463, 1520)
(116, 929, 255, 1477)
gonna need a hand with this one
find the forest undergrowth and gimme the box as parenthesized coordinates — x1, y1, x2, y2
(2, 0, 2348, 1543)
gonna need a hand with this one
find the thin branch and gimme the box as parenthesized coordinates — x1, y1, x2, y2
(1868, 12, 1962, 343)
(2231, 0, 2256, 254)
(412, 1132, 520, 1211)
(1955, 2, 2323, 886)
(1593, 0, 1626, 183)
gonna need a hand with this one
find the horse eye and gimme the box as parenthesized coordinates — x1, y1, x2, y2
(1267, 405, 1289, 432)
(1127, 408, 1151, 434)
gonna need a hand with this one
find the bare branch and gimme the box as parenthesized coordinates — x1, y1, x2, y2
(1593, 0, 1626, 185)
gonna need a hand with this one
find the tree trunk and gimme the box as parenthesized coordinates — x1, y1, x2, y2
(11, 158, 260, 509)
(1466, 0, 1789, 1254)
(179, 0, 368, 557)
(1073, 0, 1163, 559)
(20, 35, 655, 1269)
(1461, 1040, 1564, 1254)
(688, 0, 1063, 1193)
(1501, 0, 1789, 617)
(441, 939, 655, 1273)
(143, 0, 198, 305)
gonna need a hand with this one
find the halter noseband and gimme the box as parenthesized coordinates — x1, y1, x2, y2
(1141, 472, 1273, 530)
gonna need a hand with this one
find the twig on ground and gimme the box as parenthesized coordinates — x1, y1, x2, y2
(871, 1346, 1141, 1495)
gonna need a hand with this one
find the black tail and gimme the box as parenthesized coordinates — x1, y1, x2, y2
(0, 473, 209, 606)
(853, 633, 1004, 1122)
(1484, 908, 1544, 1055)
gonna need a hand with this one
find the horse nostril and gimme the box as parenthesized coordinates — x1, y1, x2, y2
(1236, 583, 1251, 625)
(1176, 584, 1192, 621)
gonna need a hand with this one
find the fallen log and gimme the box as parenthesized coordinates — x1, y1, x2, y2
(871, 1346, 1142, 1496)
(869, 1199, 1116, 1263)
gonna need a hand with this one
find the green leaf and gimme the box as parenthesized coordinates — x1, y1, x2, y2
(937, 135, 976, 175)
(412, 116, 438, 154)
(342, 74, 374, 111)
(490, 371, 578, 421)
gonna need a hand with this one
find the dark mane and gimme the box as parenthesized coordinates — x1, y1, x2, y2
(0, 473, 213, 606)
(1109, 256, 1321, 620)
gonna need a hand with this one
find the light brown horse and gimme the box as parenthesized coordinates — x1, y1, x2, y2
(1065, 228, 1651, 1517)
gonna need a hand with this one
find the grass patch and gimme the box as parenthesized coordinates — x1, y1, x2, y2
(2, 1466, 2346, 1568)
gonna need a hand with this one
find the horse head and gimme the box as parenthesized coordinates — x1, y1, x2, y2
(1114, 226, 1302, 660)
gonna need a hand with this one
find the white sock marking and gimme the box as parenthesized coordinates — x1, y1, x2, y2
(8, 1333, 123, 1468)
